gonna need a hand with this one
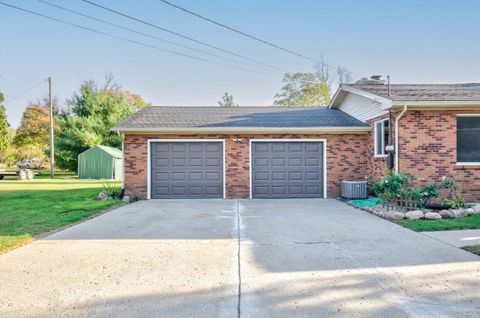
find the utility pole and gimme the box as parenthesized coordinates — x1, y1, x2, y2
(48, 77, 55, 178)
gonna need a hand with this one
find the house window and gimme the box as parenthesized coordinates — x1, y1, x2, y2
(374, 119, 389, 157)
(457, 116, 480, 163)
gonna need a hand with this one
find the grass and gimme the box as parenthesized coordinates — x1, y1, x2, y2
(399, 214, 480, 232)
(0, 176, 122, 253)
(463, 245, 480, 256)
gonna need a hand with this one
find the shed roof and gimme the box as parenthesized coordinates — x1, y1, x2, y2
(80, 145, 122, 158)
(114, 106, 369, 132)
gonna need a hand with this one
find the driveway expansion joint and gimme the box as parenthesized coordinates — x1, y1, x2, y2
(235, 199, 242, 318)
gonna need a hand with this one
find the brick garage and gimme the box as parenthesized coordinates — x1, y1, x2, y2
(116, 106, 371, 199)
(123, 133, 369, 199)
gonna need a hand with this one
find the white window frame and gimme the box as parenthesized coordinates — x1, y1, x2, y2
(249, 139, 327, 199)
(374, 118, 389, 158)
(455, 114, 480, 165)
(147, 139, 226, 200)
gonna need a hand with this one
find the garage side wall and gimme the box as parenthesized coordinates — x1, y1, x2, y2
(123, 133, 369, 199)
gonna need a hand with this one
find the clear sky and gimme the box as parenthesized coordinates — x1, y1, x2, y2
(1, 0, 480, 127)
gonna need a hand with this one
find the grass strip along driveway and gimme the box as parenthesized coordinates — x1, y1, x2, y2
(0, 178, 122, 253)
(399, 215, 480, 232)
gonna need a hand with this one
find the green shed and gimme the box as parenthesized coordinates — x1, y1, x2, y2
(78, 145, 123, 180)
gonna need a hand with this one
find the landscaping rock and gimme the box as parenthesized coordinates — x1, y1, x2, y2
(472, 204, 480, 214)
(439, 210, 454, 219)
(424, 212, 442, 220)
(452, 209, 467, 219)
(123, 196, 130, 203)
(405, 210, 424, 220)
(96, 191, 108, 200)
(385, 212, 405, 220)
(466, 208, 476, 216)
(108, 196, 113, 200)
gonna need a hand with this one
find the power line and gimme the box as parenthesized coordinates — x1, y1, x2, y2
(158, 0, 322, 64)
(3, 79, 47, 104)
(37, 0, 258, 70)
(79, 0, 286, 72)
(0, 2, 257, 73)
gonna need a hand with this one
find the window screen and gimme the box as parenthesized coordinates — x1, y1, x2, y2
(375, 119, 389, 156)
(457, 116, 480, 163)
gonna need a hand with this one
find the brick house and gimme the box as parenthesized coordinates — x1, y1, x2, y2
(115, 77, 480, 201)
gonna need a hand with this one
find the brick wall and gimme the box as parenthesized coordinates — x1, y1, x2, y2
(367, 110, 480, 201)
(123, 133, 369, 199)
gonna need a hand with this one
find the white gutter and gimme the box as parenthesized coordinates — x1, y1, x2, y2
(114, 126, 372, 134)
(395, 105, 408, 173)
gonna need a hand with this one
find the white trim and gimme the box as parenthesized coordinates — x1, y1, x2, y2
(456, 114, 480, 117)
(330, 85, 393, 109)
(374, 118, 389, 158)
(456, 114, 480, 166)
(391, 101, 480, 108)
(147, 139, 226, 200)
(249, 139, 327, 199)
(116, 126, 371, 134)
(456, 162, 480, 166)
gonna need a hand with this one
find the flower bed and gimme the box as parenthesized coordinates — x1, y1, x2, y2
(350, 198, 480, 221)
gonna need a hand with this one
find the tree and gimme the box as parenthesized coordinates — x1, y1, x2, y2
(273, 73, 330, 107)
(218, 92, 238, 107)
(336, 66, 353, 85)
(13, 98, 59, 147)
(0, 92, 9, 151)
(56, 77, 150, 170)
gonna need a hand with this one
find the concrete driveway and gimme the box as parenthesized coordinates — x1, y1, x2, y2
(1, 199, 479, 317)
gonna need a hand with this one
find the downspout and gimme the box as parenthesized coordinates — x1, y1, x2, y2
(395, 105, 408, 174)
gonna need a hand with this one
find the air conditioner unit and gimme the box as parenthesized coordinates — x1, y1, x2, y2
(341, 180, 368, 199)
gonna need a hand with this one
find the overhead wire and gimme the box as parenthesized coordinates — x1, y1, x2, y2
(37, 0, 261, 70)
(158, 0, 322, 64)
(79, 0, 287, 72)
(0, 1, 259, 73)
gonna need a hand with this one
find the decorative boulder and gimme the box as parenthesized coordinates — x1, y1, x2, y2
(123, 196, 130, 203)
(472, 204, 480, 214)
(424, 212, 442, 220)
(405, 210, 424, 220)
(439, 210, 454, 219)
(96, 191, 108, 200)
(466, 208, 476, 216)
(385, 211, 405, 220)
(452, 209, 467, 219)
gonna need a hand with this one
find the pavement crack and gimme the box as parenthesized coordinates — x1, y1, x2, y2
(235, 200, 242, 318)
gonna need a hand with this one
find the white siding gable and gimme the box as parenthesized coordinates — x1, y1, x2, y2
(337, 92, 388, 122)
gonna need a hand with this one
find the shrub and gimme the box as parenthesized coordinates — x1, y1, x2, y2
(441, 178, 467, 209)
(373, 172, 467, 209)
(102, 181, 121, 198)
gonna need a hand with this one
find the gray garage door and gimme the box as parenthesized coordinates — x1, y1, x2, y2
(251, 141, 324, 198)
(150, 142, 224, 199)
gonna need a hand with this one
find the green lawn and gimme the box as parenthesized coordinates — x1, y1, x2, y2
(463, 245, 480, 256)
(399, 214, 480, 232)
(0, 177, 122, 253)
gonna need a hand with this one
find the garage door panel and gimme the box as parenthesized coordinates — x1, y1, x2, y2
(151, 142, 223, 199)
(252, 141, 324, 198)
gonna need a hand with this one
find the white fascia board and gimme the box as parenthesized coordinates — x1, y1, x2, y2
(116, 126, 372, 134)
(330, 86, 393, 110)
(391, 101, 480, 108)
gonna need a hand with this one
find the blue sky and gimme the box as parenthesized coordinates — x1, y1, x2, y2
(1, 0, 480, 127)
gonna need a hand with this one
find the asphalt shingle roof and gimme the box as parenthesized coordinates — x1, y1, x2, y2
(114, 106, 369, 131)
(344, 83, 480, 102)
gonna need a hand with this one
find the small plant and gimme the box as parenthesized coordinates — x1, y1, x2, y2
(440, 178, 467, 209)
(102, 181, 121, 198)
